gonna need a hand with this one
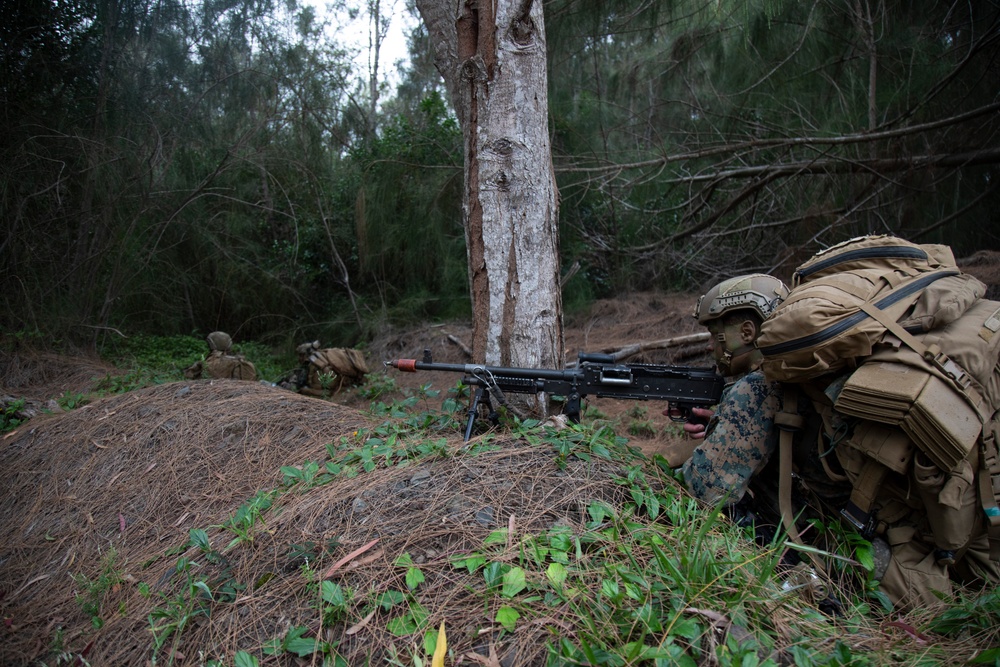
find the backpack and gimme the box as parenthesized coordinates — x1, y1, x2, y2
(309, 348, 369, 383)
(756, 235, 1000, 563)
(757, 235, 986, 382)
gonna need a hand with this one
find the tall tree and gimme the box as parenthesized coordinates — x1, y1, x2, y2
(413, 0, 564, 376)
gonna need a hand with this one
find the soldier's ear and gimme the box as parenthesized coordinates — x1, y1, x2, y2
(739, 320, 758, 344)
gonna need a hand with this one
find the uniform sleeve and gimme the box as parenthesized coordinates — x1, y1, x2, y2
(681, 371, 782, 506)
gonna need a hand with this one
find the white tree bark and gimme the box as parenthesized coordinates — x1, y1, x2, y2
(414, 0, 563, 376)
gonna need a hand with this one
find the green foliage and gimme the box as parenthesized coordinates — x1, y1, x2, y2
(99, 335, 207, 378)
(147, 556, 214, 665)
(72, 546, 124, 630)
(928, 588, 1000, 640)
(56, 391, 88, 411)
(219, 491, 276, 550)
(1, 398, 26, 433)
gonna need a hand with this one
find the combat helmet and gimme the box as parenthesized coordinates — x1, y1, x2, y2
(206, 331, 233, 352)
(694, 274, 789, 324)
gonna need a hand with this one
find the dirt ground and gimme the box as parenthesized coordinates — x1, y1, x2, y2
(0, 290, 713, 666)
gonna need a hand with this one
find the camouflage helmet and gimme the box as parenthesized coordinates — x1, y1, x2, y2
(296, 340, 321, 357)
(206, 331, 233, 352)
(694, 274, 789, 325)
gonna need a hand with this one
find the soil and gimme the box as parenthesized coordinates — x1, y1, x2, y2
(0, 290, 712, 666)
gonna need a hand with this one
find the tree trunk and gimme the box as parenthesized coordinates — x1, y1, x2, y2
(414, 0, 564, 381)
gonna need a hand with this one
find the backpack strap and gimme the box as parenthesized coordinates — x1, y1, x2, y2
(776, 386, 828, 574)
(839, 460, 886, 539)
(857, 299, 989, 422)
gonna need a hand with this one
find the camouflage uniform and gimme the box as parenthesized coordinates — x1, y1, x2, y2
(184, 331, 257, 381)
(683, 273, 1000, 611)
(278, 341, 368, 397)
(682, 370, 851, 512)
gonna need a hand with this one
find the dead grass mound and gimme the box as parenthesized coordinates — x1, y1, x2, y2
(0, 380, 370, 664)
(1, 350, 119, 401)
(0, 378, 649, 665)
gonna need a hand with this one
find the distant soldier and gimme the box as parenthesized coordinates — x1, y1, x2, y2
(278, 340, 369, 397)
(184, 331, 257, 381)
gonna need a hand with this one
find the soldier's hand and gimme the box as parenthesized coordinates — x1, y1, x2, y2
(682, 407, 714, 439)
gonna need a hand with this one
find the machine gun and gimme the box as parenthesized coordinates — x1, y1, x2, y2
(386, 351, 725, 441)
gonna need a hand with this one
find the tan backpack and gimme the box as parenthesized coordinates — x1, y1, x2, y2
(757, 235, 986, 382)
(757, 235, 1000, 564)
(310, 348, 369, 384)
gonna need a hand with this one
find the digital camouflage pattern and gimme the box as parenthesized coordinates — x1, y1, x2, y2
(682, 370, 851, 510)
(681, 370, 781, 506)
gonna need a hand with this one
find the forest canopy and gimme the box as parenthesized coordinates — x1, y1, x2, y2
(2, 0, 997, 349)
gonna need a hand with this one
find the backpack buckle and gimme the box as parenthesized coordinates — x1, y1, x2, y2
(927, 350, 973, 390)
(840, 502, 877, 539)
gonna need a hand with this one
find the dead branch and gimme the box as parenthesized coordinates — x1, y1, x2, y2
(567, 332, 711, 366)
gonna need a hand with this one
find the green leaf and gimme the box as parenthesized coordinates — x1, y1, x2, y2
(188, 528, 211, 553)
(546, 562, 568, 589)
(496, 605, 520, 631)
(484, 529, 508, 545)
(970, 648, 1000, 664)
(387, 613, 418, 636)
(406, 566, 425, 590)
(285, 636, 318, 658)
(321, 580, 345, 606)
(192, 579, 214, 600)
(450, 554, 486, 573)
(854, 542, 875, 571)
(501, 567, 527, 598)
(483, 561, 507, 589)
(376, 589, 407, 610)
(671, 617, 702, 641)
(234, 651, 260, 667)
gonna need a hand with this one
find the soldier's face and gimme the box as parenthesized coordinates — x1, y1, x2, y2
(706, 319, 753, 376)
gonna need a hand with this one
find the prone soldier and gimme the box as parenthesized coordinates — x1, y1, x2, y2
(670, 274, 1000, 611)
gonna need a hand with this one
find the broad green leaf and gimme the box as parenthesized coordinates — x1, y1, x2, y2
(285, 636, 317, 658)
(496, 605, 520, 631)
(501, 567, 527, 598)
(376, 589, 406, 610)
(321, 580, 345, 606)
(406, 566, 425, 590)
(387, 613, 418, 636)
(234, 651, 259, 667)
(546, 562, 568, 589)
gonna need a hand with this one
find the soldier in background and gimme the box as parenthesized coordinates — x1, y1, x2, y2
(184, 331, 257, 381)
(278, 340, 369, 397)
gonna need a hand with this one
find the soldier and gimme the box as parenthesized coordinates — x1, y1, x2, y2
(278, 341, 369, 397)
(184, 331, 257, 381)
(669, 274, 999, 611)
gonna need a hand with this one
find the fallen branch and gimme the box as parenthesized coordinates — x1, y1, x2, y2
(446, 334, 473, 359)
(567, 332, 712, 366)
